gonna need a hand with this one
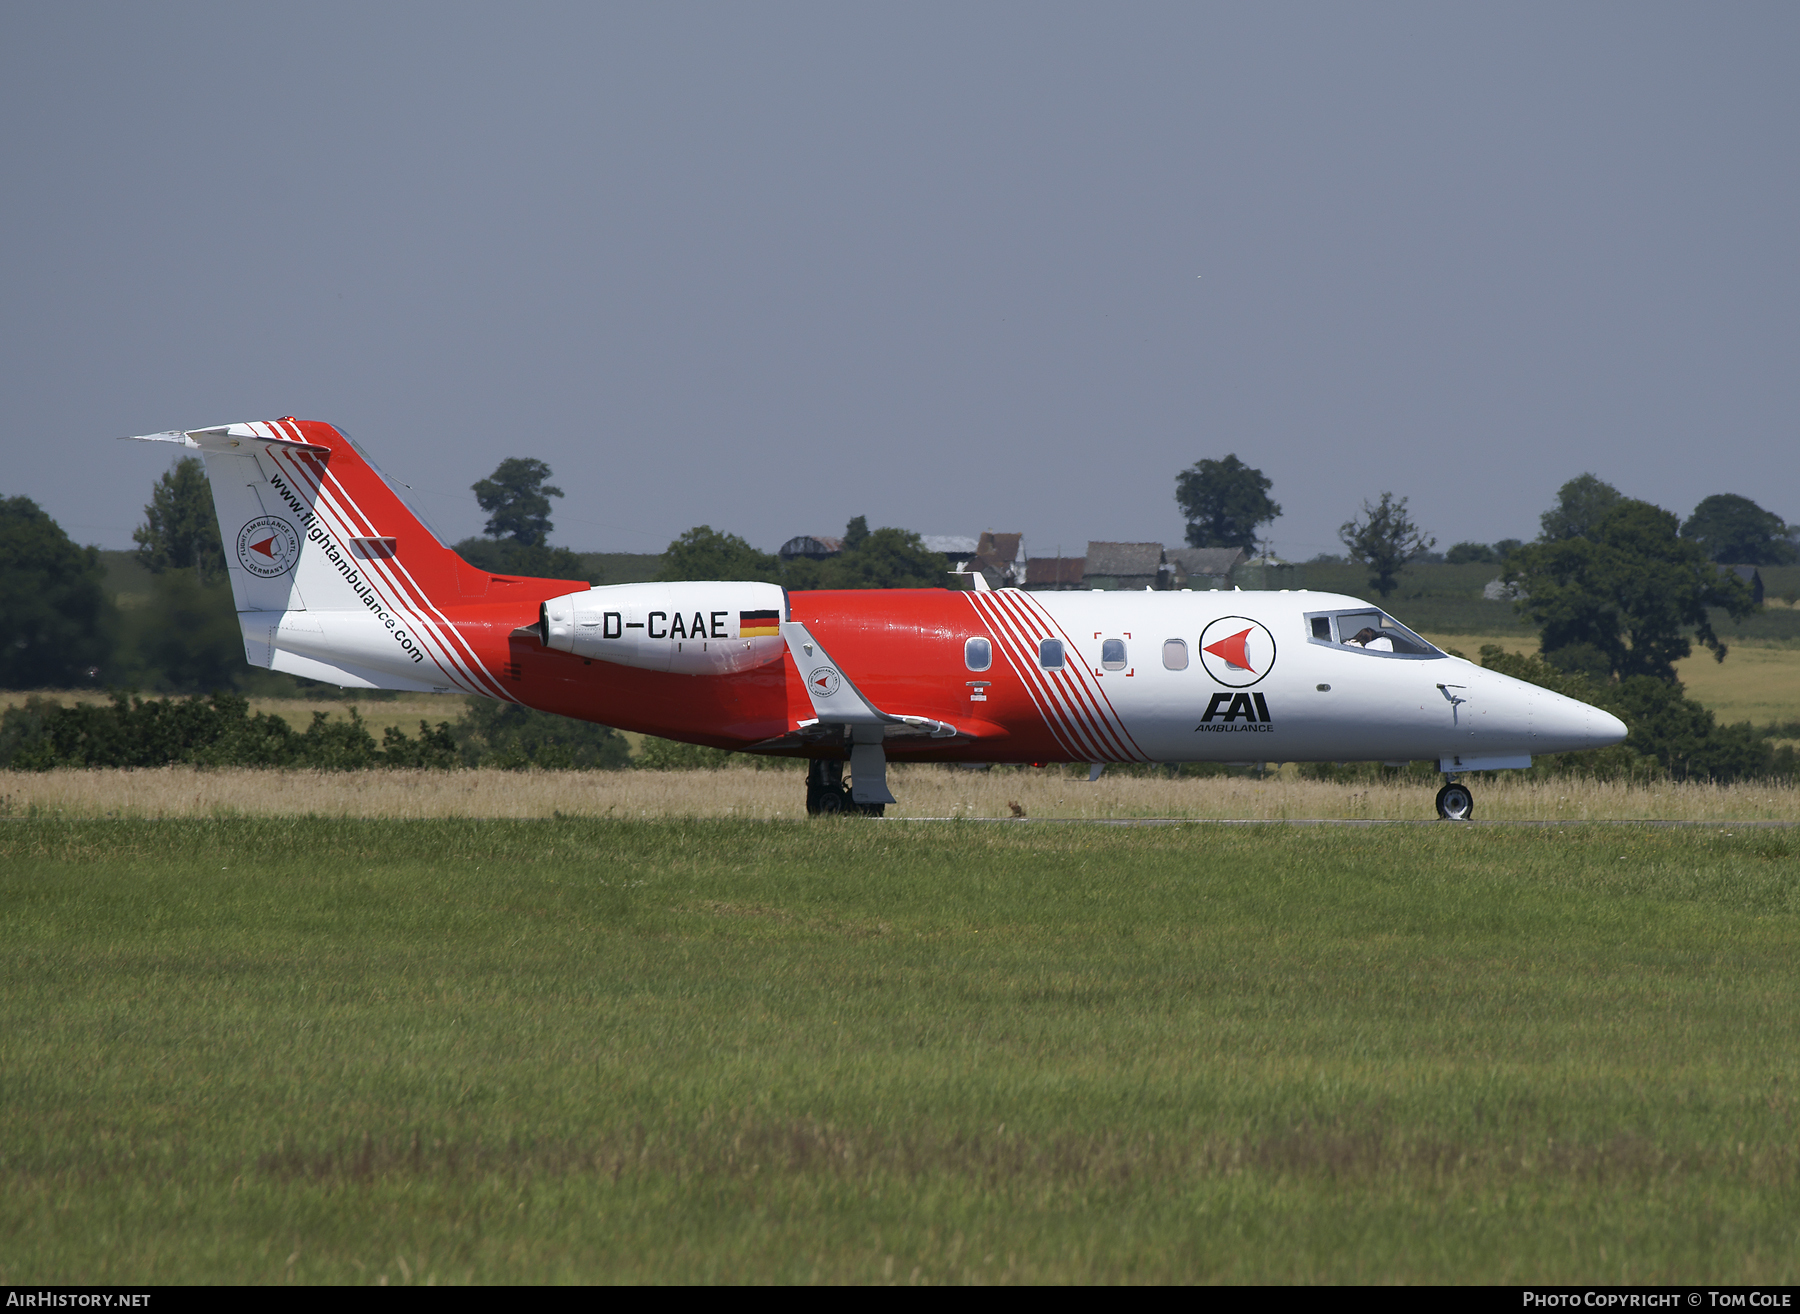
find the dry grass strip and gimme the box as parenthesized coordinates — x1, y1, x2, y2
(3, 766, 1796, 821)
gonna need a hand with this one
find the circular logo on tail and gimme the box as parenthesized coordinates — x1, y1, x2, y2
(235, 516, 300, 578)
(1198, 616, 1276, 687)
(808, 667, 841, 698)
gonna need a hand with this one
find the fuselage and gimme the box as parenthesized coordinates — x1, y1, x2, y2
(507, 583, 1625, 768)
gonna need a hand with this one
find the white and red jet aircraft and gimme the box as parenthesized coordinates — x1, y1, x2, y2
(131, 419, 1626, 819)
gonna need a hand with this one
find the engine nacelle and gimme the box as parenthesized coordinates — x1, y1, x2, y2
(540, 581, 787, 676)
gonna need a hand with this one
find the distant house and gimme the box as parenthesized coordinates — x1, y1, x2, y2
(777, 535, 844, 561)
(1025, 556, 1085, 591)
(1165, 547, 1245, 590)
(1722, 564, 1765, 605)
(1231, 554, 1302, 591)
(956, 530, 1025, 588)
(1083, 542, 1169, 591)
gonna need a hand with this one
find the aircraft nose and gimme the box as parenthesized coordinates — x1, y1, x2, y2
(1538, 691, 1628, 752)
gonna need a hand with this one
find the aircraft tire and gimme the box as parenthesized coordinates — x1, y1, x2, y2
(813, 788, 844, 816)
(1435, 782, 1475, 821)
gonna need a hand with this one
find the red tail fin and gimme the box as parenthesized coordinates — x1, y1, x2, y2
(131, 418, 589, 694)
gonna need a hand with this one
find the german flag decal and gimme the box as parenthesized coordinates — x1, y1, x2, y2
(739, 609, 781, 638)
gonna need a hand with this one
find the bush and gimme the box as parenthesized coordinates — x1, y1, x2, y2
(0, 693, 455, 771)
(635, 736, 735, 770)
(634, 736, 804, 770)
(1445, 541, 1498, 565)
(452, 698, 631, 770)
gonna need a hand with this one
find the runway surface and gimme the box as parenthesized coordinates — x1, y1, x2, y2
(886, 817, 1798, 827)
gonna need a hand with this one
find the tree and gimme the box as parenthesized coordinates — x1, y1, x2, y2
(1508, 500, 1756, 683)
(472, 458, 563, 548)
(1338, 493, 1435, 599)
(1680, 494, 1798, 565)
(1445, 541, 1498, 565)
(116, 567, 246, 693)
(658, 526, 782, 583)
(1539, 474, 1622, 542)
(0, 496, 114, 688)
(820, 526, 945, 589)
(124, 457, 259, 690)
(453, 536, 588, 581)
(843, 515, 870, 551)
(133, 456, 223, 582)
(1175, 455, 1280, 551)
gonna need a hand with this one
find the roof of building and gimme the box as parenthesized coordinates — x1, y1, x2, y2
(1165, 546, 1246, 578)
(1026, 556, 1086, 586)
(777, 535, 844, 560)
(1084, 541, 1165, 577)
(920, 535, 979, 556)
(976, 531, 1026, 566)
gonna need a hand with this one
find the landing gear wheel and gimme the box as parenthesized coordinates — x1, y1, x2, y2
(1435, 781, 1474, 821)
(806, 759, 847, 816)
(806, 759, 886, 817)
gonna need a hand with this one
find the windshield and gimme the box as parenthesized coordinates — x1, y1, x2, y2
(1305, 608, 1442, 658)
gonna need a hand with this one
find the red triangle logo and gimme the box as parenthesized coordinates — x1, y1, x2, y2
(1203, 627, 1256, 672)
(248, 536, 277, 558)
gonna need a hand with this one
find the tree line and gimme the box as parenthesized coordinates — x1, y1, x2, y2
(3, 451, 1795, 781)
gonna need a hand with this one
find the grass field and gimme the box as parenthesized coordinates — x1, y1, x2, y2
(3, 765, 1799, 822)
(2, 819, 1797, 1283)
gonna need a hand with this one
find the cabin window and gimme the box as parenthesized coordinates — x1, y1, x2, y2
(1038, 638, 1065, 670)
(964, 637, 992, 672)
(1303, 608, 1441, 658)
(1101, 639, 1127, 670)
(1162, 638, 1188, 670)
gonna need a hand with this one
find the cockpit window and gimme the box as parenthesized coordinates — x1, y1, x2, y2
(1304, 609, 1441, 659)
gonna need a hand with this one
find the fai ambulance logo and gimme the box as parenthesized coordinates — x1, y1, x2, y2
(235, 516, 300, 578)
(1198, 615, 1276, 688)
(809, 667, 841, 698)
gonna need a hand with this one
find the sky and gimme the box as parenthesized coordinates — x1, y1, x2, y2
(4, 3, 1796, 562)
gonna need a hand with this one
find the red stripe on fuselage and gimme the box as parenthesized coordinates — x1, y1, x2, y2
(1004, 591, 1148, 762)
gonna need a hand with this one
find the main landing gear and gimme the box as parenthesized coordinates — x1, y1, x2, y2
(806, 759, 885, 818)
(1435, 776, 1475, 821)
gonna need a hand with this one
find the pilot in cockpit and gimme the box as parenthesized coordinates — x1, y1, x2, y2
(1346, 626, 1395, 652)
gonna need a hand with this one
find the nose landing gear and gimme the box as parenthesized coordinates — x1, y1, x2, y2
(1435, 777, 1475, 821)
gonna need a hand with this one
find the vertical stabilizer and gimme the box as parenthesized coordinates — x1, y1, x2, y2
(125, 419, 582, 695)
